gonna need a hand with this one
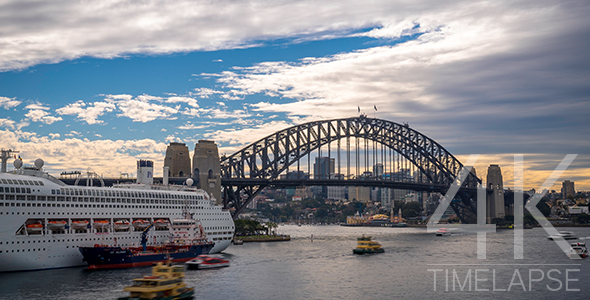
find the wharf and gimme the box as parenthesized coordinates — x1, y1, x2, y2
(234, 235, 291, 243)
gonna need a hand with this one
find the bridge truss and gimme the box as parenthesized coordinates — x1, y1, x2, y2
(220, 116, 481, 221)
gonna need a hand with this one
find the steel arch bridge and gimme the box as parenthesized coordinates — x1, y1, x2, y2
(220, 116, 481, 221)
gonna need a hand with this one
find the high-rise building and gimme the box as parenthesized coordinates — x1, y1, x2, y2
(314, 157, 334, 179)
(486, 164, 505, 222)
(562, 180, 575, 199)
(163, 142, 191, 177)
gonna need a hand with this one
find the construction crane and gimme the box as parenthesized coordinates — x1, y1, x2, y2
(140, 222, 156, 252)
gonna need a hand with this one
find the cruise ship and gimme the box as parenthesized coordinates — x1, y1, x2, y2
(0, 158, 234, 272)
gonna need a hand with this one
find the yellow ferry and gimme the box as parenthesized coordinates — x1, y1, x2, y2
(353, 235, 384, 254)
(118, 261, 194, 300)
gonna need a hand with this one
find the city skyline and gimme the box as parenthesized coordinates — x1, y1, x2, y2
(0, 0, 588, 190)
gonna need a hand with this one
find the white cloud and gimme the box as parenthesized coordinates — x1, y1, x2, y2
(192, 88, 224, 99)
(55, 100, 116, 124)
(49, 133, 60, 139)
(64, 131, 80, 137)
(24, 109, 62, 124)
(0, 96, 21, 109)
(0, 118, 16, 129)
(0, 128, 168, 177)
(166, 96, 199, 108)
(105, 94, 179, 122)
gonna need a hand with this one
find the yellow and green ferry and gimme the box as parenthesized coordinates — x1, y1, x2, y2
(118, 261, 194, 300)
(353, 235, 384, 254)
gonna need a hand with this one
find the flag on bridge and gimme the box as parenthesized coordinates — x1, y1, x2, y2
(358, 106, 360, 113)
(374, 105, 377, 111)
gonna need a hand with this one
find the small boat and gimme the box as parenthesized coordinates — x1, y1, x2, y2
(436, 228, 451, 236)
(93, 219, 110, 229)
(568, 242, 589, 259)
(25, 222, 43, 234)
(154, 219, 170, 228)
(133, 219, 150, 229)
(71, 220, 89, 229)
(47, 220, 67, 230)
(186, 254, 230, 270)
(117, 261, 194, 300)
(353, 235, 384, 254)
(548, 231, 577, 240)
(114, 219, 131, 230)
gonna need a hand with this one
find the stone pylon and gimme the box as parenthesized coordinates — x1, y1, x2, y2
(163, 142, 191, 177)
(486, 164, 505, 222)
(192, 140, 222, 204)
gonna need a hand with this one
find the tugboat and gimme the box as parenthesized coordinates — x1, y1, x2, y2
(568, 242, 589, 259)
(186, 254, 230, 270)
(79, 205, 214, 269)
(117, 260, 194, 300)
(353, 235, 384, 254)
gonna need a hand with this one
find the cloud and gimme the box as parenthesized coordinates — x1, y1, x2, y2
(105, 94, 179, 122)
(0, 118, 16, 129)
(0, 0, 400, 72)
(24, 108, 62, 124)
(166, 96, 199, 108)
(55, 100, 116, 124)
(0, 128, 168, 177)
(0, 96, 21, 109)
(192, 88, 224, 99)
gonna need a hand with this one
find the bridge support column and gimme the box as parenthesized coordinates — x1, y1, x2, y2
(193, 140, 222, 204)
(486, 165, 505, 222)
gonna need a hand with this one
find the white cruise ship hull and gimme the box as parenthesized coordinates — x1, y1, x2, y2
(0, 171, 235, 272)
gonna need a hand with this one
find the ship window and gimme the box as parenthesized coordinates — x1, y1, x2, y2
(0, 187, 3, 193)
(1, 179, 6, 184)
(7, 179, 14, 184)
(17, 180, 24, 185)
(23, 180, 29, 185)
(10, 187, 15, 193)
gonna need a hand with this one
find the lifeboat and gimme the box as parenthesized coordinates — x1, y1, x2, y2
(133, 219, 150, 229)
(114, 219, 131, 230)
(71, 220, 90, 229)
(93, 219, 110, 229)
(47, 220, 67, 230)
(154, 219, 170, 228)
(26, 222, 43, 234)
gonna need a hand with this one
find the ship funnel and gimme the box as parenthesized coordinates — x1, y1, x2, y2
(136, 160, 154, 185)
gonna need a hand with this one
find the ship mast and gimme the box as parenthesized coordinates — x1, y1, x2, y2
(1, 149, 19, 173)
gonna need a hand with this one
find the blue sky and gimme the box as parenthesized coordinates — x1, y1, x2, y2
(1, 0, 589, 190)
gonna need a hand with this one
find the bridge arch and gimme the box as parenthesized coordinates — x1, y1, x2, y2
(221, 116, 479, 185)
(220, 116, 481, 219)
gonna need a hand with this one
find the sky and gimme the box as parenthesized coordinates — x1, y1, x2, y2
(0, 0, 588, 191)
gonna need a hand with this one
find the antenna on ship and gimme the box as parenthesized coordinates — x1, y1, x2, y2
(183, 178, 194, 220)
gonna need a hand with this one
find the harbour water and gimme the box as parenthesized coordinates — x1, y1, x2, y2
(1, 225, 589, 300)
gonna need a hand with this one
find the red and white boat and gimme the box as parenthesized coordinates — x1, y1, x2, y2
(186, 255, 230, 270)
(25, 222, 43, 234)
(47, 220, 67, 230)
(93, 219, 110, 229)
(71, 219, 89, 229)
(114, 219, 131, 230)
(154, 219, 170, 228)
(133, 219, 150, 229)
(435, 228, 451, 236)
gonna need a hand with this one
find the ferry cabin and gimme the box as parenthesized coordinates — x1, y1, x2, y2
(0, 171, 234, 272)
